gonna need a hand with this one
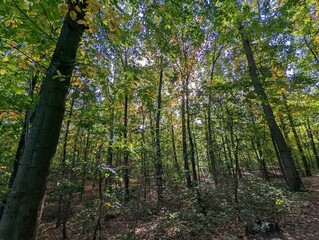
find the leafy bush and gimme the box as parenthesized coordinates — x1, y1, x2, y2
(238, 176, 299, 225)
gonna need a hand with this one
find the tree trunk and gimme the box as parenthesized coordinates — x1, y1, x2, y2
(155, 59, 164, 202)
(80, 129, 90, 200)
(170, 113, 180, 173)
(181, 76, 192, 188)
(0, 2, 87, 239)
(123, 93, 130, 199)
(251, 116, 269, 181)
(282, 93, 312, 176)
(221, 135, 232, 176)
(206, 48, 222, 185)
(306, 118, 319, 169)
(106, 104, 115, 189)
(0, 74, 38, 219)
(271, 134, 286, 180)
(240, 25, 304, 191)
(107, 106, 115, 168)
(207, 93, 219, 185)
(185, 74, 197, 182)
(56, 96, 75, 230)
(140, 109, 148, 200)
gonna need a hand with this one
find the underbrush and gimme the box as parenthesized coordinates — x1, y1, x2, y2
(118, 176, 301, 239)
(39, 176, 302, 240)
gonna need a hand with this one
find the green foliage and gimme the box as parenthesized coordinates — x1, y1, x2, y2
(0, 0, 318, 238)
(53, 179, 84, 196)
(238, 176, 301, 224)
(121, 231, 141, 240)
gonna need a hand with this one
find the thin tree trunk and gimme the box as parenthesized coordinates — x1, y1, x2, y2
(0, 2, 87, 238)
(106, 104, 115, 189)
(240, 25, 304, 191)
(107, 107, 114, 168)
(193, 130, 201, 182)
(155, 58, 164, 202)
(204, 115, 212, 173)
(170, 113, 180, 173)
(93, 146, 103, 240)
(271, 134, 286, 180)
(251, 116, 269, 181)
(222, 135, 232, 176)
(123, 93, 130, 199)
(306, 118, 319, 168)
(56, 96, 75, 230)
(185, 74, 197, 182)
(207, 94, 219, 185)
(181, 76, 192, 188)
(282, 93, 311, 176)
(206, 49, 222, 185)
(141, 109, 148, 200)
(80, 130, 90, 200)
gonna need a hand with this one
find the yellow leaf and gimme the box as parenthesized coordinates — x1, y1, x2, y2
(3, 56, 9, 62)
(5, 20, 10, 27)
(84, 14, 93, 23)
(19, 62, 27, 69)
(70, 10, 77, 21)
(33, 55, 40, 62)
(89, 23, 98, 32)
(81, 49, 86, 57)
(59, 3, 68, 14)
(86, 1, 100, 12)
(5, 20, 17, 28)
(314, 35, 319, 43)
(0, 112, 6, 120)
(75, 5, 82, 13)
(9, 112, 19, 119)
(77, 19, 87, 25)
(6, 39, 16, 47)
(0, 69, 6, 75)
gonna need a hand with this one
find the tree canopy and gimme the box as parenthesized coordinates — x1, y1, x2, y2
(0, 0, 318, 239)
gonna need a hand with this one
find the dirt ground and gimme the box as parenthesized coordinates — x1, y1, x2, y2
(276, 175, 319, 240)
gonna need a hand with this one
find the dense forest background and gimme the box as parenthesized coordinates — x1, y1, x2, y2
(0, 0, 318, 239)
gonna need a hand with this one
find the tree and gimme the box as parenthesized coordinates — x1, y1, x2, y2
(0, 1, 91, 238)
(282, 92, 312, 176)
(155, 57, 164, 202)
(239, 25, 304, 191)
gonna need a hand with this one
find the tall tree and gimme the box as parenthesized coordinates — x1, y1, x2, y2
(282, 93, 312, 176)
(239, 25, 304, 191)
(155, 57, 164, 202)
(0, 1, 90, 238)
(181, 73, 192, 188)
(306, 118, 319, 169)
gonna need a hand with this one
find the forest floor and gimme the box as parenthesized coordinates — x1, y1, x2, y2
(38, 174, 319, 240)
(275, 175, 319, 240)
